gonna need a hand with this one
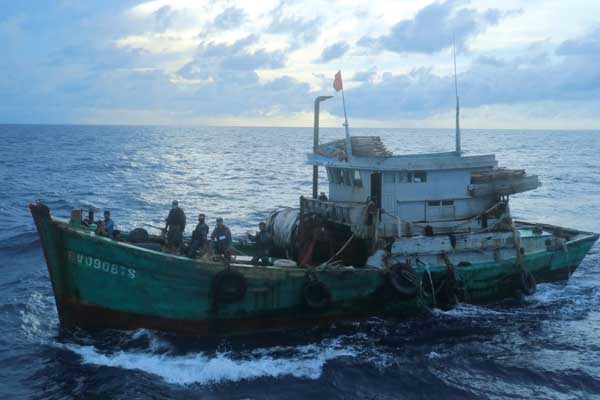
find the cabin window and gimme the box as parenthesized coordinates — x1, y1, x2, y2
(352, 170, 363, 187)
(328, 168, 343, 184)
(342, 169, 353, 186)
(412, 171, 427, 183)
(398, 171, 410, 183)
(428, 199, 455, 219)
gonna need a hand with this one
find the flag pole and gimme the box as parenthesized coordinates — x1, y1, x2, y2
(333, 70, 352, 159)
(341, 88, 352, 159)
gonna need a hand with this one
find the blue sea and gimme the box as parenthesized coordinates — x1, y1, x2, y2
(1, 125, 600, 399)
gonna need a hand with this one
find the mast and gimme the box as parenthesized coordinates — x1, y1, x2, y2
(333, 70, 352, 160)
(312, 95, 332, 199)
(453, 37, 461, 155)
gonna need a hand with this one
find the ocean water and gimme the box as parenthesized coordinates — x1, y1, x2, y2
(1, 124, 599, 399)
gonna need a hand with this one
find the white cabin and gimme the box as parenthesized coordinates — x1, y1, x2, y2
(305, 136, 540, 238)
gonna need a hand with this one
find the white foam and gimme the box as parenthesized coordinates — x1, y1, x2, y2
(19, 291, 58, 343)
(432, 304, 507, 318)
(62, 339, 357, 385)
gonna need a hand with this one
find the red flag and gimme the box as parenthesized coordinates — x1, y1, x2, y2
(333, 70, 343, 92)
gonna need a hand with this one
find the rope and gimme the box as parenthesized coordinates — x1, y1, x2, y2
(321, 232, 356, 266)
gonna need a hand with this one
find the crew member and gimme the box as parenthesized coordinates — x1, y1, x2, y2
(104, 210, 115, 238)
(318, 192, 328, 201)
(211, 217, 231, 257)
(95, 220, 108, 237)
(165, 200, 186, 251)
(250, 222, 272, 266)
(187, 213, 209, 258)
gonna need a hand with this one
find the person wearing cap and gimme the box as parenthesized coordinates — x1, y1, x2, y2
(249, 221, 272, 265)
(165, 200, 186, 251)
(211, 217, 232, 257)
(187, 213, 209, 258)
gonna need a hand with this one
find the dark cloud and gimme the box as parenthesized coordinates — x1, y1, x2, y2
(267, 3, 322, 48)
(214, 7, 246, 30)
(332, 38, 600, 120)
(318, 41, 350, 63)
(168, 35, 311, 116)
(359, 0, 516, 54)
(178, 35, 286, 86)
(352, 68, 377, 82)
(557, 27, 600, 56)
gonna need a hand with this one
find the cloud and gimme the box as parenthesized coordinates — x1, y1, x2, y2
(318, 41, 350, 63)
(359, 0, 515, 54)
(267, 3, 322, 48)
(336, 35, 600, 120)
(214, 7, 246, 30)
(557, 27, 600, 57)
(352, 68, 377, 82)
(177, 35, 286, 84)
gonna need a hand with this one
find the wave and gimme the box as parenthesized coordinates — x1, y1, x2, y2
(61, 336, 357, 385)
(0, 230, 39, 253)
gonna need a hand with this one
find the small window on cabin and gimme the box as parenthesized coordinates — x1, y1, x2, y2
(352, 170, 363, 187)
(383, 172, 395, 184)
(441, 200, 454, 206)
(342, 169, 352, 186)
(428, 201, 441, 206)
(413, 171, 427, 183)
(398, 171, 410, 183)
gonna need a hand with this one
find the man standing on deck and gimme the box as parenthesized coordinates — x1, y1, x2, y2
(104, 210, 115, 238)
(249, 222, 272, 265)
(211, 217, 232, 258)
(165, 200, 186, 251)
(187, 213, 209, 258)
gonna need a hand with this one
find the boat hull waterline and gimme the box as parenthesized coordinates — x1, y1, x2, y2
(30, 203, 598, 336)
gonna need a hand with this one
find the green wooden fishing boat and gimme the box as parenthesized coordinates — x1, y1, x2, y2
(30, 95, 598, 336)
(29, 202, 597, 336)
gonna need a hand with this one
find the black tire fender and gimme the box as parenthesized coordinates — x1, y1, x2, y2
(212, 269, 247, 304)
(519, 270, 537, 296)
(303, 280, 331, 310)
(128, 228, 149, 243)
(390, 263, 418, 298)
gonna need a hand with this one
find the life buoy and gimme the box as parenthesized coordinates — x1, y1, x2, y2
(212, 269, 247, 304)
(390, 263, 418, 298)
(303, 280, 331, 310)
(519, 270, 536, 296)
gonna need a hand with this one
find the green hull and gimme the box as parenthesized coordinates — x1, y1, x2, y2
(30, 203, 598, 336)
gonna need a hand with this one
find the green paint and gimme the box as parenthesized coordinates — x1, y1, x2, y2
(34, 212, 598, 335)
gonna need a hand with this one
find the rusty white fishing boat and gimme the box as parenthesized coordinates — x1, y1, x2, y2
(30, 74, 598, 336)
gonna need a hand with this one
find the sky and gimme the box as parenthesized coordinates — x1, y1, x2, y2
(1, 0, 600, 129)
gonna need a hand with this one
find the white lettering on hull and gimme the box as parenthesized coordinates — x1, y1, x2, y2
(68, 251, 136, 279)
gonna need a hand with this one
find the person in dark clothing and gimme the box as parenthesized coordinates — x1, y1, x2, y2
(104, 210, 115, 238)
(318, 192, 328, 201)
(211, 217, 231, 257)
(165, 200, 186, 251)
(187, 213, 209, 258)
(249, 222, 272, 266)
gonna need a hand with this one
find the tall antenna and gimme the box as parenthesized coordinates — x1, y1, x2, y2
(453, 34, 461, 155)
